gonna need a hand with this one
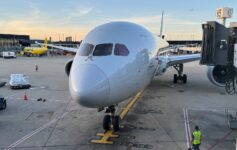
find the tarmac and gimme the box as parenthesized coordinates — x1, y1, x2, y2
(0, 56, 237, 150)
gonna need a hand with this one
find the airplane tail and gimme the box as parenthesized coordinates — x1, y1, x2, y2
(44, 38, 48, 49)
(159, 11, 164, 38)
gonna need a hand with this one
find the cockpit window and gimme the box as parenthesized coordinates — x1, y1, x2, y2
(78, 43, 94, 56)
(93, 44, 113, 56)
(114, 44, 129, 56)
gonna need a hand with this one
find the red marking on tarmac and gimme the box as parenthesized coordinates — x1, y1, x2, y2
(207, 130, 233, 150)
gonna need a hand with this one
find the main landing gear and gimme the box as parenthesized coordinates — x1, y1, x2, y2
(173, 64, 187, 84)
(103, 105, 120, 131)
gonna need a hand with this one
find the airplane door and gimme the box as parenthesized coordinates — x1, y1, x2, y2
(148, 52, 155, 70)
(138, 49, 149, 72)
(137, 49, 150, 88)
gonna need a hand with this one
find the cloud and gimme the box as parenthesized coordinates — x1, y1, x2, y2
(115, 15, 162, 24)
(74, 6, 94, 17)
(0, 2, 94, 40)
(28, 1, 41, 20)
(112, 14, 200, 26)
(105, 14, 202, 40)
(0, 3, 202, 41)
(59, 6, 94, 24)
(0, 18, 90, 40)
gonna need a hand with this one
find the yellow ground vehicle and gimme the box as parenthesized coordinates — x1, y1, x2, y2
(22, 38, 48, 56)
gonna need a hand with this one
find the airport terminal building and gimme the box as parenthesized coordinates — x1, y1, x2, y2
(0, 34, 30, 52)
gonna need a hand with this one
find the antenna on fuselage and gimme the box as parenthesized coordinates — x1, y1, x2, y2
(159, 11, 164, 39)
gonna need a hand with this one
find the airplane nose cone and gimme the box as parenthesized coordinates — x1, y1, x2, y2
(69, 64, 110, 108)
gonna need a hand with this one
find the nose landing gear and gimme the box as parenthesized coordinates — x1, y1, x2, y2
(173, 64, 187, 84)
(103, 105, 120, 131)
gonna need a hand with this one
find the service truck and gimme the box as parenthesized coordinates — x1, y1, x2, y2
(1, 51, 16, 59)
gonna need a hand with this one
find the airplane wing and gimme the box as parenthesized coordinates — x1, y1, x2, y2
(35, 42, 78, 53)
(166, 54, 201, 66)
(155, 53, 201, 76)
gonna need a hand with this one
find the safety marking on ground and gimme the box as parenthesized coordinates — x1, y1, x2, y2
(120, 91, 143, 120)
(6, 96, 66, 103)
(186, 106, 237, 112)
(124, 125, 156, 131)
(5, 97, 72, 150)
(90, 91, 143, 145)
(5, 119, 57, 150)
(207, 130, 233, 150)
(183, 107, 191, 149)
(30, 86, 47, 90)
(91, 130, 119, 144)
(118, 142, 153, 149)
(236, 138, 237, 150)
(184, 106, 237, 150)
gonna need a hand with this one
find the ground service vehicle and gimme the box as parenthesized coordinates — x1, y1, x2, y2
(9, 74, 31, 89)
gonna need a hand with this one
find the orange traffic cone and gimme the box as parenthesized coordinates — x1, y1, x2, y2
(24, 92, 28, 101)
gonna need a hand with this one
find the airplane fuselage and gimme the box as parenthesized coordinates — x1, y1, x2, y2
(24, 47, 48, 55)
(24, 38, 48, 56)
(69, 22, 168, 108)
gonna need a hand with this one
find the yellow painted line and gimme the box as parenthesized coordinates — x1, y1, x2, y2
(91, 130, 119, 144)
(120, 91, 143, 120)
(91, 91, 143, 145)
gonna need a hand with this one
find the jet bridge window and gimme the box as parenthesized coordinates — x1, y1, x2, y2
(78, 43, 94, 56)
(114, 44, 129, 56)
(93, 43, 113, 56)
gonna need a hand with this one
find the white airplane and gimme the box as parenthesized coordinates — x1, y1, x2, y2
(39, 21, 226, 131)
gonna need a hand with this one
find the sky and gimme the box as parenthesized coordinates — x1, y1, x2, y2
(0, 0, 236, 41)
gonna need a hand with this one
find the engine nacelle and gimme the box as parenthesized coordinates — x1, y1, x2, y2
(207, 65, 227, 87)
(65, 58, 73, 77)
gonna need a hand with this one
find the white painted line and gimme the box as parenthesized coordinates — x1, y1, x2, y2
(5, 119, 57, 150)
(187, 108, 223, 112)
(5, 93, 19, 99)
(183, 108, 189, 147)
(7, 97, 66, 103)
(5, 96, 72, 150)
(186, 108, 192, 144)
(186, 107, 237, 112)
(5, 111, 69, 150)
(183, 108, 190, 148)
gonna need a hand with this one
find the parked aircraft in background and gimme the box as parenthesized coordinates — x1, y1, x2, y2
(22, 38, 48, 56)
(38, 21, 226, 131)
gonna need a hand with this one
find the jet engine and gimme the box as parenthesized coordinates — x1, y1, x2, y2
(65, 58, 73, 76)
(207, 65, 228, 87)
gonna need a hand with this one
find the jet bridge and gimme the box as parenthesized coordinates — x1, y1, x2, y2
(200, 21, 237, 94)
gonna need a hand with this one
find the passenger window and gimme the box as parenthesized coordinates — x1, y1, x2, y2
(93, 44, 113, 56)
(78, 43, 94, 56)
(114, 44, 129, 56)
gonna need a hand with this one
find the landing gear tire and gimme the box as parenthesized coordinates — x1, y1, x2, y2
(103, 105, 121, 131)
(173, 74, 178, 83)
(113, 116, 120, 132)
(183, 74, 187, 84)
(173, 64, 188, 84)
(103, 115, 111, 131)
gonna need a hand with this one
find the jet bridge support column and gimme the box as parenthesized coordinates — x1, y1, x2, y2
(226, 109, 237, 129)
